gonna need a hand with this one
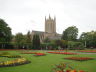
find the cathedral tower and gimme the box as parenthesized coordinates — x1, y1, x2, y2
(45, 15, 56, 33)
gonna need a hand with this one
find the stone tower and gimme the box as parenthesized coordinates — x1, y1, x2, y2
(45, 15, 56, 33)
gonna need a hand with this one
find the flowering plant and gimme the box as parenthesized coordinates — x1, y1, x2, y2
(21, 52, 46, 56)
(0, 58, 31, 67)
(47, 52, 77, 55)
(34, 53, 46, 56)
(78, 50, 96, 53)
(52, 63, 87, 72)
(64, 57, 94, 61)
(0, 55, 22, 58)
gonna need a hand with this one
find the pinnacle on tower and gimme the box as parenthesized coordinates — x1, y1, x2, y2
(45, 16, 46, 21)
(49, 14, 51, 19)
(54, 16, 56, 21)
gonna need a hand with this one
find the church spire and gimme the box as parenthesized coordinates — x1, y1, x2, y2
(54, 16, 56, 21)
(45, 16, 46, 21)
(49, 14, 51, 19)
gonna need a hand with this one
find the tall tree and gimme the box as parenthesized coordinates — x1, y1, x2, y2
(79, 31, 96, 48)
(14, 33, 25, 49)
(0, 19, 12, 48)
(26, 31, 32, 49)
(26, 31, 31, 43)
(62, 26, 78, 41)
(32, 34, 40, 49)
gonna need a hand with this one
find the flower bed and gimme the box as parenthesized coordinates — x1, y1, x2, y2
(56, 70, 86, 72)
(0, 52, 22, 58)
(34, 53, 46, 56)
(64, 57, 94, 61)
(0, 55, 22, 58)
(0, 58, 31, 67)
(21, 52, 46, 56)
(47, 52, 77, 55)
(78, 50, 96, 53)
(52, 63, 87, 72)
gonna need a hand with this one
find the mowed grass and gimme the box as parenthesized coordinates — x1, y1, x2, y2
(0, 50, 96, 72)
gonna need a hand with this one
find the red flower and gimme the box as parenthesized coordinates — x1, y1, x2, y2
(64, 57, 94, 61)
(34, 53, 45, 56)
(79, 70, 85, 72)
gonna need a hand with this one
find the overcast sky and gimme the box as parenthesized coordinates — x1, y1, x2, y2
(0, 0, 96, 36)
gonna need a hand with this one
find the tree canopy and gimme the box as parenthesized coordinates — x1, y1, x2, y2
(14, 33, 25, 49)
(62, 26, 78, 41)
(79, 31, 96, 48)
(0, 19, 12, 42)
(32, 34, 40, 49)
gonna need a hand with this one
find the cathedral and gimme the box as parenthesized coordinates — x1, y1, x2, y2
(31, 15, 61, 42)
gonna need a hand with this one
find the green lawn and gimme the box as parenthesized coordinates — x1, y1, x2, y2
(0, 50, 96, 72)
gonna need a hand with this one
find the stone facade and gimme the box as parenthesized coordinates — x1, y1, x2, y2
(45, 15, 56, 33)
(31, 15, 61, 42)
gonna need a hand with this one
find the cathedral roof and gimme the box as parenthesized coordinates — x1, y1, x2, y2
(32, 30, 44, 34)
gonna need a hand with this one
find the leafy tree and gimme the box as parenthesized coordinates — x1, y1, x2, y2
(68, 41, 84, 50)
(79, 31, 96, 48)
(51, 40, 68, 50)
(32, 34, 40, 49)
(62, 30, 68, 40)
(41, 42, 56, 50)
(54, 40, 62, 48)
(14, 33, 25, 49)
(13, 31, 32, 49)
(44, 37, 50, 43)
(61, 40, 68, 48)
(26, 31, 31, 43)
(26, 31, 32, 49)
(40, 43, 46, 50)
(62, 26, 78, 41)
(0, 19, 12, 48)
